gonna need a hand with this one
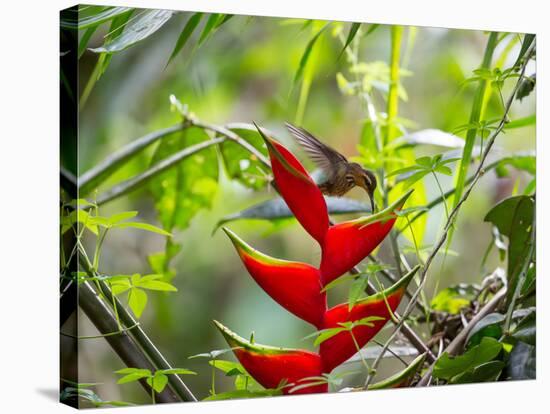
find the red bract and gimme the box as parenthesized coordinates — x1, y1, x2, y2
(319, 266, 419, 372)
(319, 190, 414, 286)
(255, 124, 329, 245)
(223, 227, 326, 329)
(214, 320, 327, 395)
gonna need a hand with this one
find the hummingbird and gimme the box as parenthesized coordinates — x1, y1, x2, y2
(285, 122, 377, 212)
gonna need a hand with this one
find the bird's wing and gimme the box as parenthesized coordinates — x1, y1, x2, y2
(285, 122, 348, 179)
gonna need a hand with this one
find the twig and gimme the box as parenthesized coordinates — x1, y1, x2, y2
(416, 287, 506, 386)
(189, 120, 271, 167)
(365, 40, 535, 389)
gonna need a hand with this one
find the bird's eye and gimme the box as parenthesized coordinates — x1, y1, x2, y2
(345, 175, 354, 184)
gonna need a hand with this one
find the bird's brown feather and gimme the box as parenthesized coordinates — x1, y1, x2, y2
(285, 122, 348, 181)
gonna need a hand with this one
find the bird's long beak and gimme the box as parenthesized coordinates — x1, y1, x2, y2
(368, 189, 376, 213)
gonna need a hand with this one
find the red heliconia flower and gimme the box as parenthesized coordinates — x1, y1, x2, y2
(319, 190, 414, 286)
(214, 320, 327, 395)
(222, 227, 326, 329)
(319, 265, 419, 372)
(255, 124, 329, 245)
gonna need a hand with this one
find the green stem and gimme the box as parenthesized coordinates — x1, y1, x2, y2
(211, 361, 216, 395)
(93, 228, 109, 270)
(79, 54, 105, 110)
(350, 330, 370, 373)
(431, 171, 449, 221)
(385, 25, 403, 146)
(452, 32, 499, 212)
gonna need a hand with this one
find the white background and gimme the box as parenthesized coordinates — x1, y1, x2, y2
(0, 0, 546, 412)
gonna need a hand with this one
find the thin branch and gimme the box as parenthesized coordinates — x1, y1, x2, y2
(189, 120, 271, 167)
(416, 287, 506, 386)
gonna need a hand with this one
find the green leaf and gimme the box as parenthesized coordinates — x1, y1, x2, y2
(465, 313, 505, 348)
(188, 348, 236, 360)
(505, 114, 536, 129)
(115, 367, 150, 375)
(433, 337, 502, 380)
(288, 380, 327, 394)
(451, 360, 504, 384)
(203, 389, 281, 401)
(208, 360, 244, 375)
(351, 316, 385, 328)
(431, 287, 472, 314)
(434, 165, 453, 176)
(402, 170, 430, 189)
(320, 273, 358, 293)
(512, 310, 535, 346)
(386, 165, 423, 178)
(128, 288, 148, 318)
(94, 9, 136, 78)
(348, 276, 369, 310)
(150, 127, 219, 231)
(219, 126, 269, 190)
(339, 23, 361, 58)
(198, 13, 221, 45)
(513, 34, 535, 69)
(485, 195, 535, 305)
(293, 23, 329, 88)
(112, 221, 172, 236)
(368, 353, 426, 389)
(166, 13, 203, 66)
(78, 26, 98, 58)
(215, 196, 371, 231)
(65, 209, 98, 235)
(107, 211, 138, 225)
(136, 277, 178, 292)
(147, 373, 168, 393)
(415, 156, 432, 167)
(313, 327, 347, 347)
(159, 368, 196, 375)
(507, 341, 535, 380)
(61, 6, 133, 30)
(117, 371, 151, 384)
(90, 9, 174, 53)
(215, 14, 234, 29)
